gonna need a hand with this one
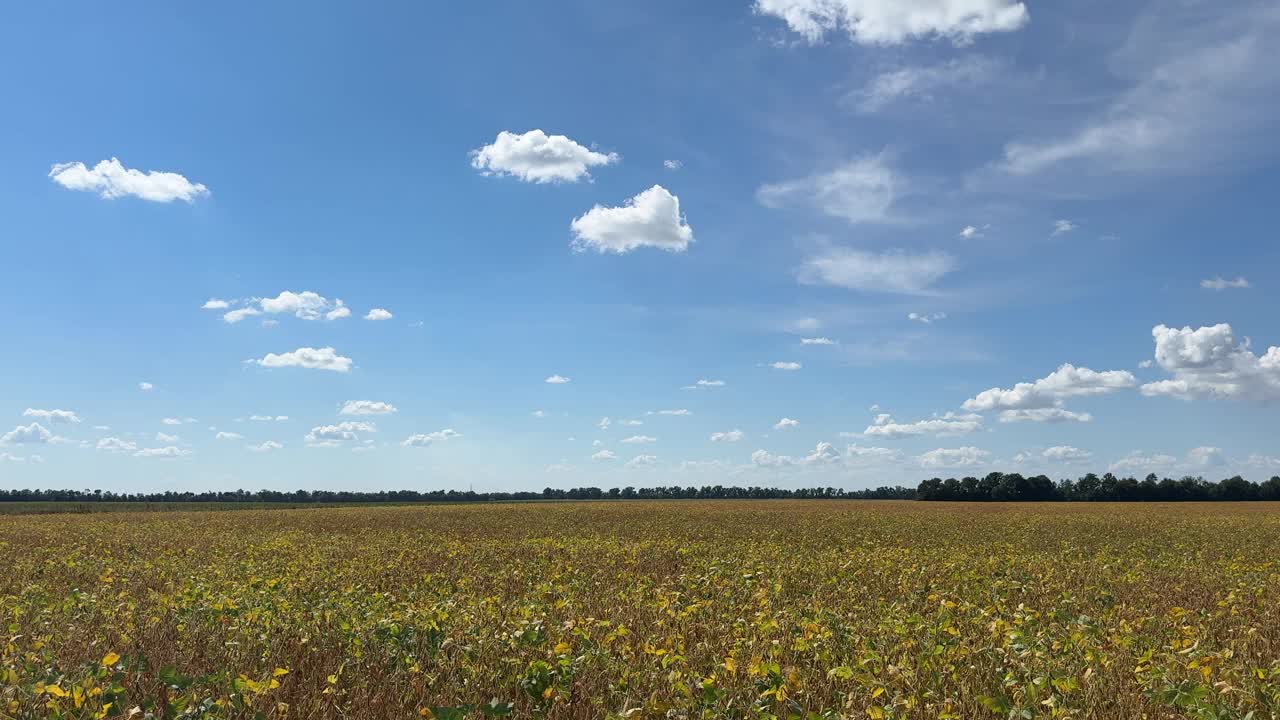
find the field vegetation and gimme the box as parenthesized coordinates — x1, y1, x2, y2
(2, 501, 1278, 719)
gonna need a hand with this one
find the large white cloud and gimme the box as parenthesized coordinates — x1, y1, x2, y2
(470, 129, 618, 183)
(963, 364, 1136, 411)
(220, 291, 350, 324)
(863, 412, 981, 437)
(1140, 323, 1280, 401)
(1, 423, 54, 445)
(1042, 445, 1093, 464)
(571, 185, 694, 254)
(917, 446, 990, 469)
(774, 417, 800, 430)
(305, 421, 376, 447)
(49, 158, 209, 203)
(1109, 451, 1177, 475)
(755, 0, 1029, 45)
(751, 442, 842, 469)
(254, 347, 353, 373)
(757, 155, 901, 224)
(401, 429, 460, 448)
(340, 400, 398, 416)
(23, 408, 82, 424)
(797, 248, 955, 294)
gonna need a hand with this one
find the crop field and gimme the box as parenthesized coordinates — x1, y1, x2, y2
(2, 501, 1278, 719)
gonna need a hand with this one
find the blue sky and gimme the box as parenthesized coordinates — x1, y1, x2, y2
(2, 0, 1279, 492)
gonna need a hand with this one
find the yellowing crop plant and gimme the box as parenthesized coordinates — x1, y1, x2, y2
(1, 501, 1278, 719)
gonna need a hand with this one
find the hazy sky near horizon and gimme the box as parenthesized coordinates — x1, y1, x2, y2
(3, 0, 1279, 492)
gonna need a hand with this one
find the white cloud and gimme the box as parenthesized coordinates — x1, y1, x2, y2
(597, 417, 611, 430)
(305, 421, 376, 447)
(249, 415, 289, 422)
(801, 337, 836, 346)
(770, 361, 802, 371)
(340, 400, 398, 416)
(863, 412, 981, 437)
(774, 417, 800, 430)
(592, 449, 617, 461)
(963, 364, 1136, 411)
(201, 298, 230, 310)
(958, 224, 985, 239)
(755, 0, 1028, 45)
(1109, 451, 1177, 475)
(224, 291, 350, 324)
(1201, 277, 1250, 291)
(757, 155, 900, 224)
(1043, 445, 1093, 464)
(1244, 454, 1280, 470)
(655, 409, 692, 416)
(49, 157, 209, 203)
(663, 159, 683, 170)
(545, 374, 572, 384)
(215, 431, 243, 441)
(401, 429, 461, 448)
(997, 408, 1093, 423)
(625, 454, 659, 468)
(155, 432, 180, 443)
(907, 312, 947, 324)
(254, 347, 353, 373)
(751, 442, 842, 469)
(470, 129, 618, 183)
(1050, 219, 1076, 236)
(844, 444, 905, 464)
(248, 440, 284, 453)
(223, 307, 262, 324)
(710, 429, 744, 442)
(621, 419, 643, 426)
(1138, 360, 1154, 369)
(570, 185, 694, 254)
(324, 304, 351, 321)
(161, 418, 182, 426)
(364, 308, 394, 320)
(852, 57, 999, 112)
(1187, 446, 1225, 468)
(23, 408, 82, 424)
(621, 435, 657, 444)
(683, 379, 726, 390)
(798, 248, 955, 294)
(788, 317, 822, 333)
(138, 382, 154, 391)
(1140, 323, 1280, 401)
(917, 446, 990, 469)
(96, 437, 137, 453)
(2, 423, 54, 445)
(135, 446, 190, 458)
(532, 410, 546, 419)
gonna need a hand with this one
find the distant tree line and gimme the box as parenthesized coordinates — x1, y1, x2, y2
(916, 472, 1280, 501)
(0, 485, 916, 504)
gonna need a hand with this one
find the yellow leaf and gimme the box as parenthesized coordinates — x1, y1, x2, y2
(872, 687, 885, 699)
(102, 652, 121, 667)
(723, 656, 736, 673)
(554, 641, 571, 655)
(46, 685, 69, 698)
(867, 706, 885, 720)
(272, 667, 289, 677)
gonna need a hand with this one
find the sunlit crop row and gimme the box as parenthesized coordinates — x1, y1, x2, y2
(2, 501, 1278, 718)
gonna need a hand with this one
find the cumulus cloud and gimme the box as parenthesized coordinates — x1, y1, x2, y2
(305, 421, 376, 447)
(592, 449, 617, 461)
(757, 155, 901, 224)
(917, 446, 990, 469)
(49, 157, 209, 203)
(710, 429, 744, 442)
(570, 185, 694, 254)
(1187, 446, 1225, 468)
(340, 400, 398, 416)
(625, 454, 659, 468)
(1140, 323, 1280, 401)
(23, 408, 82, 424)
(201, 298, 230, 310)
(1050, 219, 1077, 236)
(96, 437, 137, 453)
(1, 423, 54, 445)
(774, 417, 800, 430)
(248, 440, 284, 453)
(1043, 445, 1093, 464)
(138, 382, 154, 391)
(754, 0, 1028, 45)
(364, 308, 394, 320)
(215, 431, 243, 441)
(1201, 277, 1250, 291)
(621, 435, 657, 444)
(907, 312, 947, 324)
(470, 129, 618, 183)
(801, 337, 836, 345)
(751, 442, 841, 469)
(770, 361, 802, 371)
(545, 374, 572, 384)
(223, 307, 262, 323)
(254, 347, 353, 373)
(134, 446, 190, 458)
(262, 291, 347, 321)
(997, 408, 1093, 423)
(1109, 451, 1177, 474)
(958, 224, 987, 239)
(663, 159, 683, 170)
(863, 412, 982, 437)
(401, 429, 461, 448)
(155, 432, 180, 443)
(963, 364, 1136, 412)
(798, 248, 955, 294)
